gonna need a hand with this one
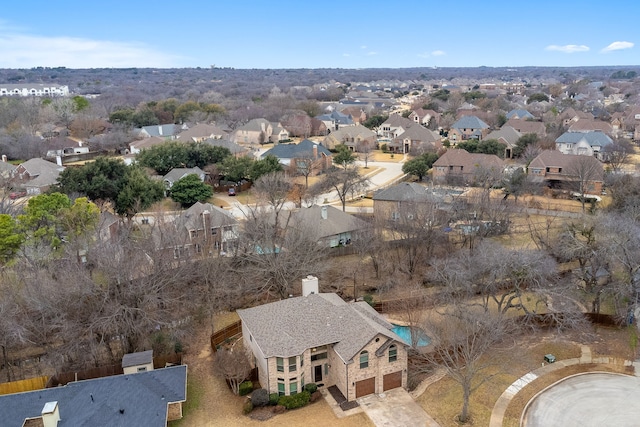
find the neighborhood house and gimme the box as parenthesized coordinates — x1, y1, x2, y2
(237, 277, 409, 402)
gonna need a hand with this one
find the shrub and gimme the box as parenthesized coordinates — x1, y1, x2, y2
(304, 383, 318, 394)
(278, 391, 311, 410)
(239, 381, 253, 396)
(362, 294, 374, 307)
(243, 400, 253, 414)
(251, 388, 269, 407)
(269, 393, 280, 406)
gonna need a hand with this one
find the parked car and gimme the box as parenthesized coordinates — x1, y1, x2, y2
(228, 187, 236, 196)
(9, 190, 27, 200)
(544, 354, 556, 363)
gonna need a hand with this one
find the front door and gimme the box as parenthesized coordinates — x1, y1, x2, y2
(314, 364, 323, 383)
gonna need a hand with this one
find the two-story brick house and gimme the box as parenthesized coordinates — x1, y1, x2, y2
(237, 281, 409, 402)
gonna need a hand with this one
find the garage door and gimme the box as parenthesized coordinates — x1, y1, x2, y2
(383, 371, 402, 391)
(355, 377, 376, 398)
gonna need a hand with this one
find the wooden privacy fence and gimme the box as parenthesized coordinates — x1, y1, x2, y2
(0, 376, 48, 395)
(45, 353, 183, 388)
(211, 321, 242, 352)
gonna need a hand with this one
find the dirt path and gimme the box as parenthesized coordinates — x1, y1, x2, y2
(172, 321, 373, 427)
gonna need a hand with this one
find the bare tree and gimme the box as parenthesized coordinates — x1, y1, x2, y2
(381, 200, 446, 278)
(212, 346, 252, 395)
(602, 139, 633, 174)
(312, 165, 368, 211)
(357, 140, 374, 168)
(566, 155, 604, 212)
(415, 304, 510, 423)
(429, 240, 561, 318)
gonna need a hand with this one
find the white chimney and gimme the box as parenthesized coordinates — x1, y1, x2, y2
(42, 401, 60, 427)
(55, 156, 62, 167)
(321, 206, 328, 220)
(302, 275, 319, 296)
(1, 155, 6, 163)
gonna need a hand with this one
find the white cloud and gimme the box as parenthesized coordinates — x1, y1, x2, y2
(342, 53, 351, 57)
(418, 50, 446, 59)
(360, 45, 367, 49)
(601, 41, 634, 53)
(366, 51, 378, 56)
(418, 50, 446, 58)
(545, 44, 590, 53)
(0, 28, 184, 68)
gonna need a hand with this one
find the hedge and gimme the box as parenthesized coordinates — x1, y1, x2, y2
(277, 391, 311, 410)
(239, 381, 253, 396)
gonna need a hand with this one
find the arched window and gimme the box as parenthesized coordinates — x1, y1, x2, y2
(389, 344, 397, 362)
(359, 351, 369, 369)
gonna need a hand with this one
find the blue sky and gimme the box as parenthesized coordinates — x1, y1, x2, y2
(0, 0, 638, 69)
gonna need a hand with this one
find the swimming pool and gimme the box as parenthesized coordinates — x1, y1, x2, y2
(391, 324, 431, 347)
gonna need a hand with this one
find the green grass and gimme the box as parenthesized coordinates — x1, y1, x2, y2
(169, 372, 204, 426)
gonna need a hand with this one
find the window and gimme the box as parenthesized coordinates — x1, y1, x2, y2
(277, 379, 285, 396)
(300, 355, 304, 367)
(211, 228, 218, 236)
(289, 356, 297, 372)
(301, 373, 305, 389)
(389, 345, 397, 362)
(290, 380, 298, 395)
(276, 357, 284, 372)
(359, 351, 369, 369)
(311, 352, 327, 362)
(137, 367, 147, 372)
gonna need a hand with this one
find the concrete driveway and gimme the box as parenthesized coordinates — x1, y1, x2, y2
(522, 373, 640, 426)
(357, 388, 441, 427)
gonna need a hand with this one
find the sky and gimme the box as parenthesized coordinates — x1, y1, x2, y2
(0, 0, 639, 69)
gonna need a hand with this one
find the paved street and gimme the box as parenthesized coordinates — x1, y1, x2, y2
(522, 373, 640, 427)
(226, 157, 407, 220)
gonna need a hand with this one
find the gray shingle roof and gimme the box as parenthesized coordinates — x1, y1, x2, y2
(262, 139, 331, 159)
(122, 350, 153, 368)
(555, 131, 613, 147)
(287, 205, 368, 240)
(175, 202, 237, 230)
(237, 293, 403, 363)
(0, 365, 187, 427)
(506, 109, 534, 120)
(163, 167, 205, 185)
(451, 115, 489, 130)
(486, 126, 522, 146)
(140, 124, 179, 138)
(396, 125, 440, 143)
(373, 182, 431, 202)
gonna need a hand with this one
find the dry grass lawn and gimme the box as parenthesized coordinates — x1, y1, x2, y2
(170, 315, 373, 427)
(416, 326, 632, 427)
